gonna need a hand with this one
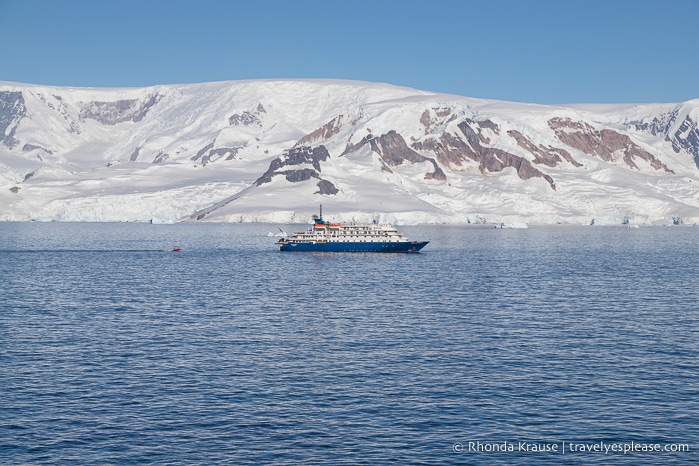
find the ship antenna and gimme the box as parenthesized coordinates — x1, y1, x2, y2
(319, 204, 323, 220)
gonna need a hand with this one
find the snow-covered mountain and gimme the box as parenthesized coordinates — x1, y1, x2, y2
(1, 79, 698, 225)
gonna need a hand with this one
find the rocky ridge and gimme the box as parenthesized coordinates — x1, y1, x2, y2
(1, 80, 698, 225)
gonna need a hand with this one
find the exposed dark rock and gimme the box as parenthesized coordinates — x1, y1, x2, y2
(130, 147, 141, 162)
(22, 143, 54, 155)
(482, 148, 555, 187)
(670, 116, 699, 169)
(458, 120, 481, 146)
(366, 130, 446, 181)
(229, 111, 261, 126)
(632, 109, 677, 137)
(288, 145, 329, 172)
(285, 168, 317, 182)
(420, 107, 457, 134)
(192, 145, 240, 164)
(295, 115, 344, 147)
(9, 186, 20, 193)
(420, 110, 431, 128)
(80, 93, 162, 125)
(413, 119, 556, 189)
(255, 145, 330, 185)
(340, 134, 373, 157)
(315, 179, 339, 195)
(507, 130, 581, 167)
(413, 132, 475, 167)
(549, 117, 673, 173)
(210, 147, 240, 161)
(478, 118, 500, 135)
(253, 143, 342, 194)
(192, 142, 214, 162)
(153, 152, 169, 164)
(229, 102, 267, 127)
(371, 130, 422, 165)
(632, 110, 699, 169)
(424, 168, 446, 180)
(463, 118, 495, 144)
(0, 90, 26, 148)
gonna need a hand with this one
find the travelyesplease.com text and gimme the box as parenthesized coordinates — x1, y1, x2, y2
(453, 440, 690, 455)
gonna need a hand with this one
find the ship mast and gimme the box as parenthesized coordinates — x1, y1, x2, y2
(312, 204, 325, 225)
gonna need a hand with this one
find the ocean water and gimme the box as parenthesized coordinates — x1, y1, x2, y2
(1, 222, 697, 465)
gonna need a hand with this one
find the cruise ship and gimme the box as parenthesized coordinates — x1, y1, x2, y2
(276, 206, 429, 253)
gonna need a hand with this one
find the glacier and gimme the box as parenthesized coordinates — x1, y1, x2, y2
(1, 79, 698, 225)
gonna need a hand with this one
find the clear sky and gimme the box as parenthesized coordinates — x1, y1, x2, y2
(1, 0, 697, 104)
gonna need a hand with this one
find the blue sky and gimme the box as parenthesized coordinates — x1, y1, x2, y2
(1, 0, 697, 104)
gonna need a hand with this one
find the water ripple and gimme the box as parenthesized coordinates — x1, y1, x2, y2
(1, 224, 697, 465)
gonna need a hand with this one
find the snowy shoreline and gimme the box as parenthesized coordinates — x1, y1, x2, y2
(3, 80, 698, 227)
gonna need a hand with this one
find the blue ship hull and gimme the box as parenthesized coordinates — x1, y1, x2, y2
(279, 241, 428, 253)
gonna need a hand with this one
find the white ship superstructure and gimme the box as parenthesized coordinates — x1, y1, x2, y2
(276, 206, 429, 253)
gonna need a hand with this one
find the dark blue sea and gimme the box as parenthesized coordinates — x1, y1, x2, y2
(1, 222, 697, 465)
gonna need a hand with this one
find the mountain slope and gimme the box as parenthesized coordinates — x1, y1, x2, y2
(1, 80, 698, 224)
